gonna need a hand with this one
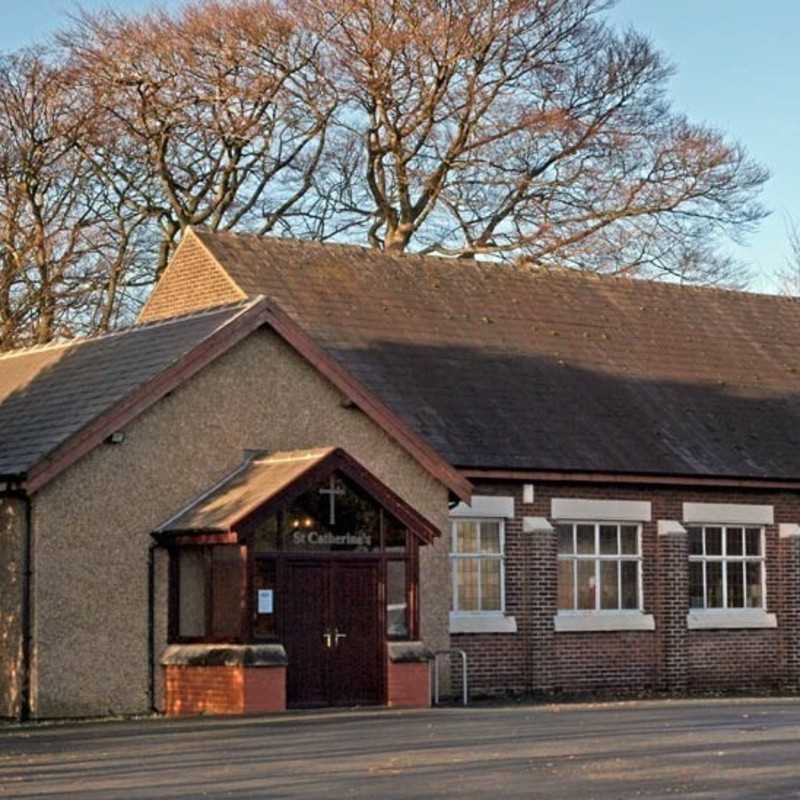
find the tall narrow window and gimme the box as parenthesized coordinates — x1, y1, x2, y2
(175, 545, 244, 641)
(688, 526, 765, 610)
(450, 519, 505, 613)
(557, 523, 642, 611)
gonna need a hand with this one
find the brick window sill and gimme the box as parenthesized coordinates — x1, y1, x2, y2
(687, 609, 777, 630)
(554, 612, 655, 633)
(449, 613, 518, 634)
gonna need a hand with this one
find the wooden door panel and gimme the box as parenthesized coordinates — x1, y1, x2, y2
(284, 561, 328, 707)
(330, 561, 382, 706)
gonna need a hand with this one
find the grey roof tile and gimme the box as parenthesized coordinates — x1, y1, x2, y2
(0, 303, 251, 477)
(196, 230, 800, 480)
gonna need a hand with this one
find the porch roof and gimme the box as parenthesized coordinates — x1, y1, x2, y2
(155, 446, 440, 542)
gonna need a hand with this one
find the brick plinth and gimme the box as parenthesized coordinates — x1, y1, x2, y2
(387, 661, 430, 707)
(165, 665, 286, 716)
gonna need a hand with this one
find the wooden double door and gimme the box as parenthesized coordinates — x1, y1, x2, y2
(284, 559, 383, 708)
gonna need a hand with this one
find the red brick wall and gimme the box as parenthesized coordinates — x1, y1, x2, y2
(688, 630, 780, 690)
(387, 661, 431, 708)
(165, 665, 286, 716)
(452, 480, 800, 698)
(138, 232, 245, 323)
(244, 667, 287, 713)
(165, 666, 244, 716)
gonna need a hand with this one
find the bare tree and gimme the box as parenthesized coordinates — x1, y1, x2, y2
(0, 0, 773, 348)
(0, 49, 148, 350)
(63, 0, 336, 273)
(306, 0, 767, 283)
(775, 216, 800, 296)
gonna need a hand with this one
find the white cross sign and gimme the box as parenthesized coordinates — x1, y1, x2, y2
(318, 476, 345, 524)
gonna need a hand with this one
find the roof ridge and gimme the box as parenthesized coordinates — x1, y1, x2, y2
(193, 228, 790, 303)
(0, 298, 257, 362)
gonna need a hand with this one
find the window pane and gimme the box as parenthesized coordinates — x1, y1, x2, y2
(577, 560, 596, 609)
(706, 528, 723, 556)
(178, 549, 206, 638)
(745, 528, 761, 556)
(600, 560, 619, 610)
(252, 515, 279, 553)
(210, 546, 242, 639)
(621, 526, 638, 555)
(383, 513, 407, 552)
(455, 522, 478, 554)
(689, 562, 704, 609)
(577, 524, 595, 555)
(599, 525, 618, 555)
(253, 559, 276, 639)
(480, 522, 502, 554)
(726, 527, 743, 556)
(557, 524, 574, 555)
(688, 527, 703, 556)
(387, 560, 409, 637)
(282, 473, 381, 552)
(456, 558, 479, 611)
(727, 561, 744, 608)
(707, 561, 723, 607)
(558, 560, 574, 610)
(621, 561, 638, 610)
(746, 562, 763, 608)
(481, 559, 502, 611)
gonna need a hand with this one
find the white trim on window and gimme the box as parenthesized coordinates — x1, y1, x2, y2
(449, 612, 518, 634)
(450, 518, 507, 615)
(554, 611, 655, 633)
(556, 521, 644, 612)
(551, 498, 651, 522)
(687, 524, 767, 611)
(683, 503, 773, 526)
(451, 496, 514, 519)
(687, 609, 777, 630)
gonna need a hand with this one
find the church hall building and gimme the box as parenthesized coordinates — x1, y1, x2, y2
(4, 228, 800, 719)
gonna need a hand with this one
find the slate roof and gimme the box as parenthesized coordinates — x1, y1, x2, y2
(0, 302, 254, 478)
(158, 448, 336, 533)
(194, 230, 800, 480)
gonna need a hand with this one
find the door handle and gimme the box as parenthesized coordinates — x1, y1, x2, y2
(334, 629, 347, 646)
(323, 630, 333, 649)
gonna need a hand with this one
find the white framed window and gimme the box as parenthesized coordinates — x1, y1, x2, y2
(450, 519, 505, 614)
(557, 522, 643, 611)
(688, 525, 766, 610)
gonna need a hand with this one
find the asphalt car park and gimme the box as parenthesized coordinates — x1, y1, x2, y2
(2, 698, 800, 799)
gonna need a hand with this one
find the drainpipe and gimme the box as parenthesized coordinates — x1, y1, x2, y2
(20, 491, 32, 722)
(148, 542, 156, 714)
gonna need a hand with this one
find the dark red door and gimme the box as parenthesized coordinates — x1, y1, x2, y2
(284, 561, 329, 707)
(284, 559, 382, 708)
(330, 561, 382, 706)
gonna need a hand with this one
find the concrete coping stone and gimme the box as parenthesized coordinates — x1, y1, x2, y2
(387, 641, 434, 663)
(779, 523, 800, 539)
(658, 520, 687, 537)
(160, 643, 288, 667)
(523, 516, 554, 534)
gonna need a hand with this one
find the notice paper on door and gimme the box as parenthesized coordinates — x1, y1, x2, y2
(257, 589, 274, 614)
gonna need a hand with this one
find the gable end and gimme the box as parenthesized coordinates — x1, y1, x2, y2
(138, 230, 246, 323)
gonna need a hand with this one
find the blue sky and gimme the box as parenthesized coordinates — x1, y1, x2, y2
(2, 0, 797, 290)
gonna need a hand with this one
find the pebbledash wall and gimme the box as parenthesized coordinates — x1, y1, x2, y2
(24, 327, 450, 719)
(451, 481, 800, 698)
(0, 497, 26, 718)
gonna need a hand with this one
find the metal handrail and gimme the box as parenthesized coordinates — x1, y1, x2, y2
(431, 649, 468, 706)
